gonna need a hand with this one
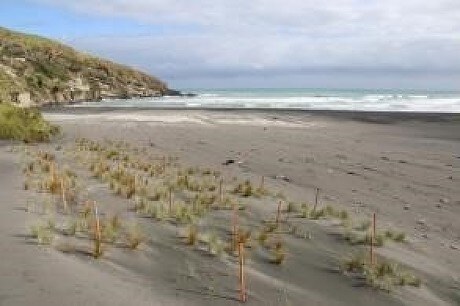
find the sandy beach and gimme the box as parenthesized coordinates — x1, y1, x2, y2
(1, 108, 459, 306)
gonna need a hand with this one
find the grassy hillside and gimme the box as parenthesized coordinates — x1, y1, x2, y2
(0, 27, 170, 106)
(0, 103, 59, 142)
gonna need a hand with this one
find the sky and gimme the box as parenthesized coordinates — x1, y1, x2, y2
(1, 0, 460, 90)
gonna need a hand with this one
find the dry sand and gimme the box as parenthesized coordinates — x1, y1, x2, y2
(1, 108, 459, 305)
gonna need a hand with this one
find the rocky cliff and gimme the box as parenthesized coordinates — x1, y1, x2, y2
(0, 27, 173, 106)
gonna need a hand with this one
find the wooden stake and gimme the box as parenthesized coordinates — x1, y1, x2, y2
(232, 201, 238, 252)
(162, 156, 166, 174)
(313, 187, 320, 213)
(169, 187, 173, 215)
(370, 212, 376, 266)
(50, 162, 55, 178)
(260, 176, 265, 191)
(238, 242, 247, 302)
(276, 200, 282, 227)
(93, 202, 102, 258)
(219, 178, 223, 204)
(61, 178, 68, 213)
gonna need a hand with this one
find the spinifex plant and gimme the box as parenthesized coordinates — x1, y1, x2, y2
(126, 223, 144, 249)
(233, 180, 254, 197)
(270, 240, 286, 265)
(186, 224, 198, 246)
(342, 254, 421, 291)
(30, 222, 54, 245)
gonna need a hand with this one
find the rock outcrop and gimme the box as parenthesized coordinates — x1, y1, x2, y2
(0, 27, 175, 106)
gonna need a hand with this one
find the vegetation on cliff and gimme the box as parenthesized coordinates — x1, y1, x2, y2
(0, 27, 170, 106)
(0, 103, 59, 142)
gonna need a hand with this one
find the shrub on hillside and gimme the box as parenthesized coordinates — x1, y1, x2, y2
(0, 103, 59, 142)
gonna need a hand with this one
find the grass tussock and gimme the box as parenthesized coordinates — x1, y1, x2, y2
(257, 231, 269, 246)
(232, 180, 254, 197)
(202, 232, 224, 256)
(269, 240, 286, 265)
(102, 219, 120, 243)
(384, 230, 406, 243)
(343, 230, 385, 247)
(286, 201, 298, 213)
(342, 254, 421, 291)
(30, 222, 54, 244)
(308, 205, 349, 220)
(186, 224, 198, 246)
(355, 220, 371, 231)
(237, 228, 252, 248)
(125, 223, 144, 249)
(0, 103, 59, 142)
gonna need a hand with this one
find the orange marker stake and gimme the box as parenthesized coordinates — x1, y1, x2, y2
(219, 178, 223, 204)
(93, 202, 102, 258)
(169, 187, 173, 215)
(313, 187, 320, 213)
(61, 178, 67, 213)
(238, 242, 247, 302)
(276, 200, 282, 227)
(370, 212, 376, 266)
(232, 201, 238, 252)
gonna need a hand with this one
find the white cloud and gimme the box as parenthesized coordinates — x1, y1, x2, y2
(38, 0, 460, 88)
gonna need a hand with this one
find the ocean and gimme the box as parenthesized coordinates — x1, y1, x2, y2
(72, 88, 460, 113)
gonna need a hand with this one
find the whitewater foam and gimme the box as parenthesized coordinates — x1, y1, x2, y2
(70, 89, 460, 113)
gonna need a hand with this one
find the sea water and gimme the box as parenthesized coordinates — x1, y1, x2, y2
(72, 88, 460, 113)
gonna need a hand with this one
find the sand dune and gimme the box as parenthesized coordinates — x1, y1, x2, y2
(1, 109, 459, 305)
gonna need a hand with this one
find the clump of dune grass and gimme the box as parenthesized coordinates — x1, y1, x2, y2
(152, 203, 168, 220)
(338, 210, 349, 220)
(384, 230, 406, 243)
(0, 103, 59, 143)
(309, 207, 327, 220)
(237, 228, 252, 248)
(299, 203, 310, 218)
(397, 271, 421, 287)
(202, 232, 224, 257)
(24, 161, 35, 174)
(257, 231, 269, 246)
(30, 222, 54, 245)
(355, 220, 371, 231)
(286, 201, 298, 213)
(233, 180, 253, 197)
(146, 186, 168, 201)
(63, 219, 77, 236)
(309, 204, 349, 221)
(264, 221, 278, 233)
(342, 253, 366, 272)
(186, 224, 198, 246)
(134, 197, 147, 213)
(343, 230, 385, 247)
(110, 214, 122, 229)
(193, 192, 216, 209)
(105, 149, 119, 160)
(125, 223, 144, 249)
(102, 220, 120, 243)
(23, 179, 31, 190)
(269, 240, 286, 265)
(342, 254, 421, 291)
(174, 203, 194, 224)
